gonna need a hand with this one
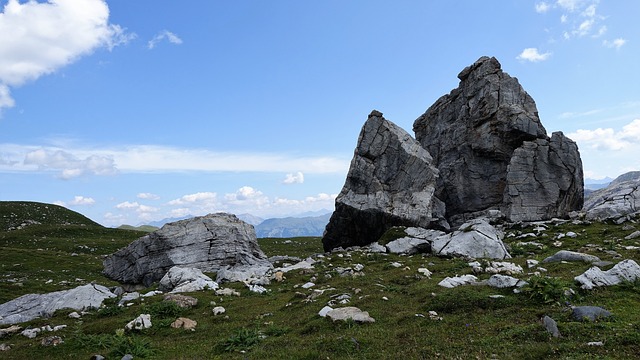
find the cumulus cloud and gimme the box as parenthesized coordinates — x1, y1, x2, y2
(137, 192, 160, 200)
(557, 0, 585, 12)
(147, 30, 183, 49)
(517, 48, 552, 62)
(0, 0, 135, 111)
(568, 119, 640, 151)
(283, 172, 304, 184)
(603, 38, 627, 49)
(69, 195, 96, 205)
(115, 200, 158, 222)
(168, 192, 217, 205)
(23, 148, 117, 179)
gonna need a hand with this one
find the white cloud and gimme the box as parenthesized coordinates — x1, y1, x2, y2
(535, 2, 550, 13)
(560, 14, 568, 23)
(516, 48, 552, 62)
(147, 30, 183, 49)
(115, 200, 158, 222)
(575, 18, 595, 37)
(0, 0, 134, 111)
(116, 201, 140, 209)
(603, 38, 627, 49)
(168, 192, 217, 206)
(283, 171, 304, 184)
(138, 192, 160, 200)
(0, 143, 349, 175)
(23, 148, 117, 179)
(556, 0, 585, 12)
(568, 119, 640, 151)
(69, 195, 95, 205)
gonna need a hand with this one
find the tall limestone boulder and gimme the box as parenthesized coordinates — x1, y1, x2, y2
(322, 111, 447, 251)
(103, 213, 272, 286)
(413, 56, 583, 224)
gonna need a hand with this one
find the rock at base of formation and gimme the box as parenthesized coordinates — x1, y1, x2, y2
(0, 284, 115, 325)
(322, 111, 447, 251)
(103, 213, 273, 287)
(413, 56, 583, 225)
(583, 171, 640, 221)
(432, 219, 510, 259)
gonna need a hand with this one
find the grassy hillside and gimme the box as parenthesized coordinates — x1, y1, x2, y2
(118, 224, 159, 233)
(0, 201, 101, 231)
(0, 218, 639, 359)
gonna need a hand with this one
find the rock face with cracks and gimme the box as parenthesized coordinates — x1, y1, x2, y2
(103, 213, 272, 286)
(583, 171, 640, 221)
(413, 56, 583, 225)
(322, 110, 446, 251)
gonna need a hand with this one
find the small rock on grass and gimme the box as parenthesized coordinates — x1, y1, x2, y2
(542, 316, 560, 338)
(326, 307, 375, 323)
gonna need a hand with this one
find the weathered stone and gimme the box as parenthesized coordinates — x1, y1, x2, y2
(159, 267, 218, 293)
(40, 335, 63, 347)
(318, 306, 333, 317)
(0, 284, 116, 325)
(0, 325, 21, 338)
(432, 219, 510, 259)
(542, 250, 601, 263)
(584, 171, 640, 221)
(170, 317, 197, 330)
(212, 306, 226, 316)
(322, 111, 447, 251)
(572, 306, 612, 322)
(385, 237, 430, 255)
(438, 274, 479, 288)
(486, 274, 526, 288)
(542, 315, 561, 338)
(163, 294, 198, 309)
(273, 257, 316, 273)
(575, 259, 640, 289)
(414, 56, 582, 225)
(125, 314, 152, 330)
(215, 288, 240, 297)
(326, 307, 375, 323)
(103, 213, 272, 287)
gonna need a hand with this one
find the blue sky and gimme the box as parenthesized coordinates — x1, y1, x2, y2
(1, 0, 639, 226)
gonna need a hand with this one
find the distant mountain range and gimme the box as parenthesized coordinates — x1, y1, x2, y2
(135, 211, 333, 238)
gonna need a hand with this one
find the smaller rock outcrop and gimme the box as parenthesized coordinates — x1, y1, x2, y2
(0, 284, 115, 325)
(103, 213, 272, 286)
(431, 219, 510, 259)
(574, 259, 640, 289)
(583, 171, 640, 221)
(158, 267, 218, 293)
(322, 111, 447, 251)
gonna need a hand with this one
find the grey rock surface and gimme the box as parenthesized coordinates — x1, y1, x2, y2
(322, 111, 447, 251)
(158, 267, 218, 293)
(486, 274, 525, 288)
(103, 213, 272, 286)
(583, 171, 640, 221)
(326, 307, 375, 323)
(574, 259, 640, 289)
(413, 56, 583, 224)
(0, 284, 116, 325)
(542, 250, 601, 263)
(432, 219, 510, 259)
(542, 315, 561, 337)
(385, 237, 430, 255)
(571, 306, 612, 322)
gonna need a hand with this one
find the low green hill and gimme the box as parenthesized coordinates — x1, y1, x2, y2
(118, 224, 159, 232)
(0, 201, 101, 231)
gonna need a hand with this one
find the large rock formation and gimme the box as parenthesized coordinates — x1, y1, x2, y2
(322, 56, 584, 251)
(413, 56, 583, 224)
(583, 171, 640, 221)
(322, 111, 447, 251)
(103, 213, 272, 286)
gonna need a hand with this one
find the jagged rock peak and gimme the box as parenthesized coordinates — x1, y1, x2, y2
(414, 56, 582, 224)
(322, 111, 447, 251)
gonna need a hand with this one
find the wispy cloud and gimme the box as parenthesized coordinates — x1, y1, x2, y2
(559, 108, 603, 119)
(0, 143, 349, 178)
(517, 48, 552, 62)
(147, 30, 183, 49)
(603, 38, 627, 49)
(137, 192, 160, 200)
(283, 172, 304, 184)
(0, 0, 134, 112)
(535, 2, 551, 13)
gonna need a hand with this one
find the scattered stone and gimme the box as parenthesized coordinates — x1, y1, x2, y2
(273, 271, 285, 282)
(118, 292, 140, 306)
(247, 284, 267, 294)
(526, 259, 539, 269)
(326, 307, 375, 323)
(487, 275, 526, 288)
(386, 237, 431, 255)
(471, 261, 523, 275)
(301, 282, 315, 289)
(318, 306, 333, 317)
(159, 266, 219, 293)
(428, 311, 442, 320)
(575, 259, 640, 289)
(438, 274, 479, 288)
(0, 284, 116, 325)
(365, 242, 387, 253)
(587, 341, 604, 346)
(170, 317, 197, 330)
(122, 355, 134, 360)
(163, 294, 198, 308)
(40, 335, 63, 346)
(274, 258, 316, 273)
(142, 290, 163, 297)
(417, 268, 432, 277)
(125, 314, 152, 330)
(0, 325, 21, 338)
(353, 263, 365, 272)
(432, 219, 510, 259)
(572, 306, 612, 322)
(215, 288, 240, 297)
(212, 306, 226, 316)
(21, 328, 40, 339)
(0, 343, 11, 351)
(390, 262, 403, 268)
(542, 315, 560, 338)
(90, 355, 105, 360)
(624, 231, 640, 240)
(542, 250, 600, 263)
(103, 213, 272, 286)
